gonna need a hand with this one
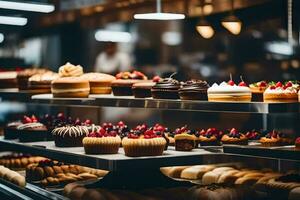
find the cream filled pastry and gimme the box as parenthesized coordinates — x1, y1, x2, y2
(264, 81, 298, 103)
(207, 81, 252, 102)
(58, 62, 83, 77)
(51, 77, 90, 98)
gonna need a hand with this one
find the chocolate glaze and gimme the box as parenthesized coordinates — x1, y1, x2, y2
(152, 78, 180, 90)
(179, 80, 209, 92)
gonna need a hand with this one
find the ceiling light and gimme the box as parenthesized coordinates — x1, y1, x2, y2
(0, 16, 27, 26)
(0, 33, 4, 43)
(221, 0, 242, 35)
(95, 30, 132, 43)
(162, 31, 182, 46)
(0, 0, 54, 13)
(134, 0, 185, 20)
(196, 20, 214, 39)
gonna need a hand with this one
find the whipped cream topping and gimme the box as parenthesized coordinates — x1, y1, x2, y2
(17, 122, 45, 130)
(264, 86, 298, 94)
(207, 82, 251, 94)
(52, 126, 89, 137)
(58, 62, 83, 77)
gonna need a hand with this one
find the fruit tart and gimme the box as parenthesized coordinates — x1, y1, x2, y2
(198, 128, 223, 146)
(245, 130, 261, 141)
(83, 127, 121, 154)
(174, 126, 197, 151)
(122, 124, 166, 157)
(249, 81, 268, 101)
(264, 81, 298, 103)
(259, 130, 281, 147)
(221, 128, 248, 145)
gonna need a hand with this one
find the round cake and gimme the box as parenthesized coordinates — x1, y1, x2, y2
(83, 127, 121, 154)
(28, 71, 59, 93)
(4, 121, 23, 139)
(207, 81, 252, 102)
(17, 118, 48, 142)
(81, 73, 116, 94)
(58, 62, 83, 77)
(151, 77, 181, 99)
(51, 77, 90, 98)
(264, 81, 298, 103)
(52, 126, 89, 147)
(179, 80, 210, 100)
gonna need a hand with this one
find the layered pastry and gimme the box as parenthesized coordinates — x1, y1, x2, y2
(111, 71, 148, 96)
(58, 62, 83, 77)
(132, 81, 156, 98)
(4, 120, 23, 139)
(260, 130, 294, 147)
(0, 154, 45, 169)
(198, 128, 222, 146)
(174, 126, 197, 151)
(51, 77, 90, 98)
(81, 72, 116, 94)
(0, 166, 26, 187)
(83, 127, 121, 154)
(0, 71, 18, 88)
(207, 80, 252, 102)
(221, 128, 248, 145)
(28, 71, 59, 93)
(295, 137, 300, 150)
(17, 68, 48, 90)
(249, 81, 268, 101)
(264, 81, 298, 103)
(179, 80, 210, 100)
(52, 125, 89, 147)
(151, 77, 181, 99)
(245, 130, 261, 140)
(122, 126, 166, 157)
(17, 115, 48, 142)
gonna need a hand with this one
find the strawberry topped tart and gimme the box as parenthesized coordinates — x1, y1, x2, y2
(221, 128, 248, 145)
(198, 128, 223, 146)
(207, 76, 252, 102)
(122, 124, 166, 157)
(249, 81, 268, 101)
(264, 81, 299, 103)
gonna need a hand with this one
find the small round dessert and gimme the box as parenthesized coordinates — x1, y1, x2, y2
(28, 71, 59, 93)
(58, 62, 83, 77)
(264, 81, 298, 103)
(0, 71, 18, 89)
(207, 81, 252, 102)
(122, 130, 166, 157)
(132, 81, 156, 98)
(83, 127, 121, 154)
(179, 80, 210, 100)
(4, 121, 23, 139)
(198, 128, 222, 146)
(174, 127, 197, 151)
(221, 128, 248, 145)
(52, 126, 89, 147)
(249, 81, 268, 102)
(295, 137, 300, 150)
(51, 77, 90, 98)
(17, 68, 49, 90)
(245, 130, 261, 141)
(151, 78, 181, 99)
(259, 131, 281, 147)
(81, 73, 116, 94)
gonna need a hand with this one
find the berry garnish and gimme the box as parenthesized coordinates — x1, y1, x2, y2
(270, 86, 276, 90)
(238, 76, 247, 87)
(23, 115, 32, 124)
(228, 74, 235, 86)
(117, 121, 125, 127)
(152, 75, 161, 82)
(57, 112, 65, 120)
(84, 119, 92, 125)
(31, 115, 38, 123)
(285, 81, 293, 88)
(259, 81, 267, 87)
(275, 81, 282, 88)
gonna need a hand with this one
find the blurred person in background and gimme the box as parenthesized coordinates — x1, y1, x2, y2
(94, 42, 132, 75)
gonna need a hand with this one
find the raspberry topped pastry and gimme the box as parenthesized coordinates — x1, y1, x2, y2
(83, 127, 121, 154)
(122, 124, 166, 157)
(174, 126, 197, 151)
(249, 81, 268, 101)
(199, 128, 223, 146)
(259, 130, 294, 147)
(221, 128, 248, 145)
(207, 75, 252, 102)
(245, 130, 261, 140)
(264, 81, 298, 103)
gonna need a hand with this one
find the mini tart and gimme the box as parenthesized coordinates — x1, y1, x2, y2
(81, 73, 116, 94)
(122, 137, 166, 157)
(51, 77, 90, 98)
(52, 126, 89, 147)
(259, 135, 280, 147)
(295, 137, 300, 150)
(221, 134, 248, 145)
(198, 135, 219, 146)
(83, 136, 121, 154)
(207, 82, 252, 102)
(174, 133, 196, 151)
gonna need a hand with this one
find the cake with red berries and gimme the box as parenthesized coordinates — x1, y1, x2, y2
(207, 76, 252, 102)
(245, 130, 261, 141)
(17, 115, 48, 142)
(52, 125, 89, 147)
(264, 81, 298, 103)
(295, 137, 300, 150)
(151, 75, 181, 99)
(249, 81, 268, 101)
(174, 126, 197, 151)
(198, 128, 222, 146)
(111, 71, 148, 96)
(221, 128, 248, 145)
(83, 127, 121, 154)
(122, 124, 166, 157)
(4, 120, 23, 139)
(179, 80, 210, 100)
